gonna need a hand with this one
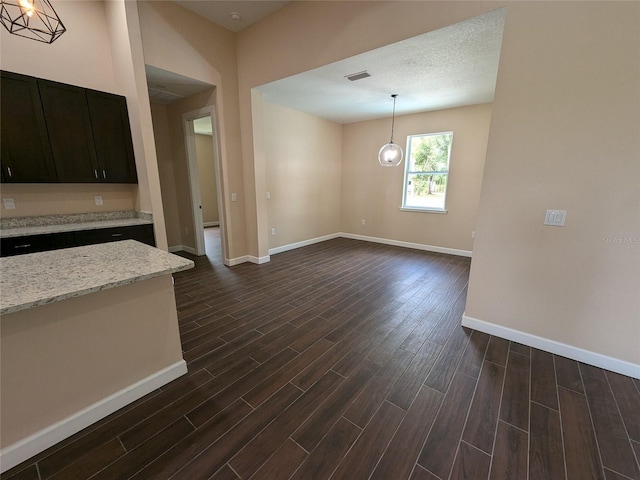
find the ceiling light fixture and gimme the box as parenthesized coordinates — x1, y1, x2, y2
(0, 0, 66, 43)
(230, 11, 241, 22)
(378, 94, 403, 167)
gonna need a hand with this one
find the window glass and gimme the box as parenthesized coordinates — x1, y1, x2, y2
(402, 132, 453, 211)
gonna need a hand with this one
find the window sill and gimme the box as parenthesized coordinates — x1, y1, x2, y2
(400, 207, 448, 214)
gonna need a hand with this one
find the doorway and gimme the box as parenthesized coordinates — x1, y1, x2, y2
(183, 107, 227, 262)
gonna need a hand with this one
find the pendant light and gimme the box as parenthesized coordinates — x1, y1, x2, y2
(378, 94, 403, 167)
(0, 0, 66, 44)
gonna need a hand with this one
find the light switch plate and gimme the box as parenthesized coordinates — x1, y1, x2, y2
(544, 209, 567, 226)
(3, 197, 16, 210)
(94, 196, 103, 206)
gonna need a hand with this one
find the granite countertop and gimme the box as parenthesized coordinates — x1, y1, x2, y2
(0, 240, 194, 315)
(0, 211, 153, 239)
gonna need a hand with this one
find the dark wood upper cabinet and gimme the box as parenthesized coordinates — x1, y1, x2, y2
(86, 90, 137, 183)
(1, 71, 138, 184)
(37, 79, 100, 183)
(0, 71, 58, 182)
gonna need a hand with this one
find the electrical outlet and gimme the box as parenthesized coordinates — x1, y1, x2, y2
(231, 193, 237, 202)
(544, 209, 567, 226)
(471, 230, 475, 239)
(271, 228, 276, 236)
(94, 196, 103, 206)
(266, 192, 271, 200)
(361, 219, 366, 225)
(185, 227, 189, 234)
(3, 197, 16, 210)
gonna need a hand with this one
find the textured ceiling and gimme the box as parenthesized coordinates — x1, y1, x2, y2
(146, 7, 505, 124)
(257, 8, 506, 124)
(146, 65, 214, 104)
(172, 0, 291, 32)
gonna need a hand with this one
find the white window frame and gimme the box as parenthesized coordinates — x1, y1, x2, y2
(401, 131, 453, 213)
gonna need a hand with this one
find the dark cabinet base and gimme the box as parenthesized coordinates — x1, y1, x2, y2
(0, 225, 155, 257)
(0, 232, 74, 257)
(73, 225, 155, 248)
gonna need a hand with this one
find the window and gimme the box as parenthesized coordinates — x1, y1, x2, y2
(402, 132, 453, 212)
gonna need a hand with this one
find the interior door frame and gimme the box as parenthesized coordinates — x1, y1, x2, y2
(182, 106, 228, 263)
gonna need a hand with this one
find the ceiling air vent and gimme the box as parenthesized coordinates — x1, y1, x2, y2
(148, 87, 184, 104)
(345, 70, 371, 82)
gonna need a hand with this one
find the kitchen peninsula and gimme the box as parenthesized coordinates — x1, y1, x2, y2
(0, 240, 194, 471)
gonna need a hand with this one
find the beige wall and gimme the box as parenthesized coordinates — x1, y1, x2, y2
(342, 104, 491, 252)
(195, 134, 219, 225)
(138, 0, 245, 258)
(0, 184, 136, 218)
(263, 101, 342, 249)
(0, 1, 168, 249)
(261, 100, 489, 254)
(465, 2, 640, 365)
(238, 1, 639, 368)
(0, 0, 139, 219)
(150, 90, 216, 250)
(1, 275, 183, 448)
(0, 0, 116, 92)
(2, 0, 636, 371)
(237, 1, 500, 258)
(103, 0, 169, 249)
(150, 102, 182, 247)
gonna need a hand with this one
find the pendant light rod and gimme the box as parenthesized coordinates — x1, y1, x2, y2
(378, 93, 403, 167)
(389, 94, 398, 143)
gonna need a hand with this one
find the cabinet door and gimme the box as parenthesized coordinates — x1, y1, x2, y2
(73, 225, 155, 247)
(0, 71, 57, 182)
(0, 232, 74, 257)
(38, 79, 100, 183)
(86, 90, 138, 183)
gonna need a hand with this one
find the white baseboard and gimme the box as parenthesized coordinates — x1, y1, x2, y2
(251, 255, 270, 264)
(227, 255, 270, 266)
(462, 315, 640, 379)
(168, 245, 198, 255)
(0, 360, 188, 473)
(227, 256, 248, 266)
(269, 233, 341, 255)
(339, 233, 472, 258)
(203, 221, 219, 227)
(232, 232, 468, 265)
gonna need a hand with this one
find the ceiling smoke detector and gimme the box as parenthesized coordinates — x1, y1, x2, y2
(230, 12, 241, 22)
(345, 71, 371, 82)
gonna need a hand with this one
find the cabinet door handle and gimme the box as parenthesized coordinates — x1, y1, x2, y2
(102, 170, 107, 179)
(15, 244, 31, 249)
(94, 170, 99, 179)
(7, 167, 12, 178)
(111, 233, 123, 237)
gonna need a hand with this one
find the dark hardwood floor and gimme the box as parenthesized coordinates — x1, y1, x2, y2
(3, 235, 639, 480)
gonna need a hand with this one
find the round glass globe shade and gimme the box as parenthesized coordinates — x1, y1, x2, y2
(378, 143, 403, 167)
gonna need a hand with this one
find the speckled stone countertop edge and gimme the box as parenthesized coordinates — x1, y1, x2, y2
(0, 211, 153, 238)
(0, 240, 194, 315)
(1, 264, 192, 315)
(0, 218, 153, 238)
(0, 210, 151, 228)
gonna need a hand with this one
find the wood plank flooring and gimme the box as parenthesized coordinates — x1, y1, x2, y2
(3, 236, 639, 480)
